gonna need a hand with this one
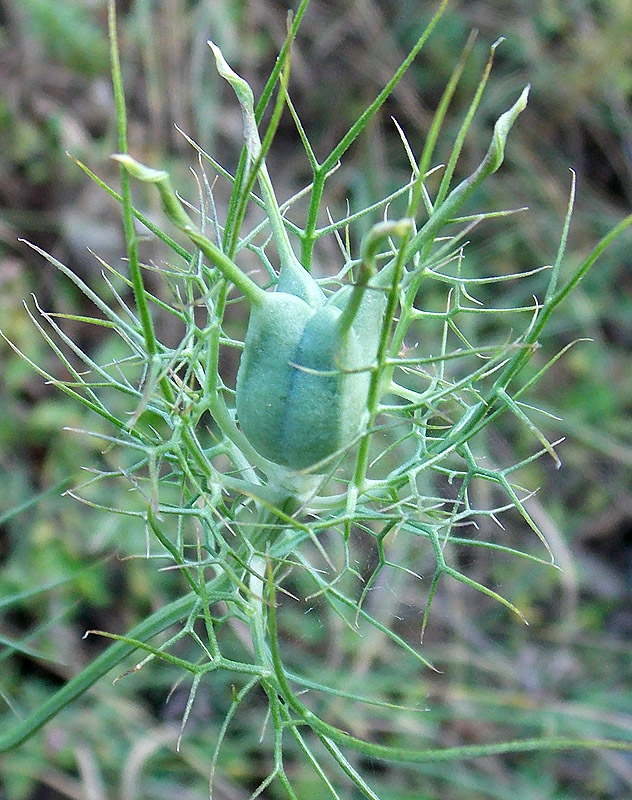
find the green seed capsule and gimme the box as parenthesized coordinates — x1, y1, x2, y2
(235, 293, 370, 470)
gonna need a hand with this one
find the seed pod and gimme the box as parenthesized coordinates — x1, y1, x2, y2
(236, 294, 370, 470)
(235, 219, 413, 471)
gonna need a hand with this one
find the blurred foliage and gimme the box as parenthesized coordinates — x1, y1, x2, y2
(0, 0, 631, 798)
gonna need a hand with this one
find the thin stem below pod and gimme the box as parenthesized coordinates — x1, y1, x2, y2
(266, 566, 632, 765)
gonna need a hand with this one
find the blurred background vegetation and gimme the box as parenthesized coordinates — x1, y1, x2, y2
(1, 1, 631, 798)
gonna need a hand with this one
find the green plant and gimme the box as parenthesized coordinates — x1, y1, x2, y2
(2, 0, 632, 797)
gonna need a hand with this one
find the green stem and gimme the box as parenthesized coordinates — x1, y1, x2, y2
(0, 516, 300, 753)
(266, 572, 632, 765)
(301, 0, 448, 270)
(0, 586, 204, 751)
(404, 86, 530, 266)
(300, 168, 325, 272)
(209, 41, 324, 306)
(353, 230, 411, 488)
(486, 209, 632, 409)
(337, 219, 412, 338)
(108, 1, 161, 368)
(254, 0, 312, 124)
(112, 155, 266, 307)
